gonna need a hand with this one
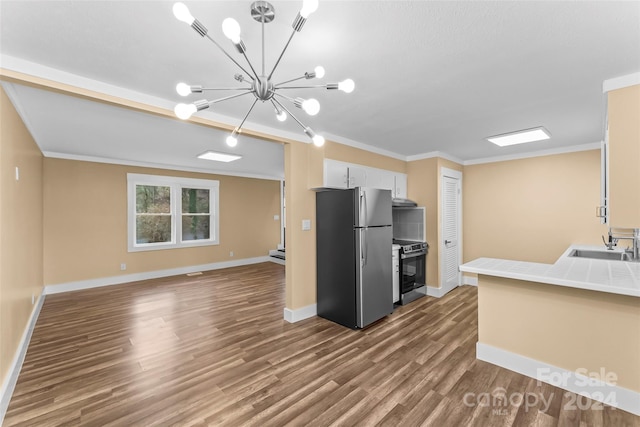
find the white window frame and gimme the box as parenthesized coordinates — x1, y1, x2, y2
(127, 173, 219, 252)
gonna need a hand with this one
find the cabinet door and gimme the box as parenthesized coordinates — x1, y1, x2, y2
(348, 167, 367, 188)
(379, 171, 395, 192)
(367, 169, 394, 191)
(324, 160, 349, 188)
(394, 174, 408, 199)
(608, 85, 640, 228)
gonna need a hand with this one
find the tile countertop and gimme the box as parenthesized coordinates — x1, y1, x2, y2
(459, 245, 640, 298)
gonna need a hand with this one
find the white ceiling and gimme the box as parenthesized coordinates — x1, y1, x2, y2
(1, 1, 639, 176)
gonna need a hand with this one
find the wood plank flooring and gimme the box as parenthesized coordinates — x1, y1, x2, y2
(4, 262, 639, 426)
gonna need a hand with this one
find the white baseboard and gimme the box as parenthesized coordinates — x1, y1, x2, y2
(0, 291, 45, 424)
(268, 257, 285, 266)
(463, 275, 478, 286)
(44, 256, 271, 295)
(476, 342, 640, 416)
(284, 304, 317, 323)
(426, 281, 459, 298)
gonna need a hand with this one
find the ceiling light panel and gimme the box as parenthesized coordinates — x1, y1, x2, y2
(197, 151, 242, 162)
(487, 127, 551, 147)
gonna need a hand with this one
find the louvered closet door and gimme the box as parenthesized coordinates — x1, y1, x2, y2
(442, 175, 460, 290)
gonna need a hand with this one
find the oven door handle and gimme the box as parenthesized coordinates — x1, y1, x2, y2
(401, 251, 426, 259)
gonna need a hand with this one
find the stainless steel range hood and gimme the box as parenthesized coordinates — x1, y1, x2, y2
(392, 197, 418, 208)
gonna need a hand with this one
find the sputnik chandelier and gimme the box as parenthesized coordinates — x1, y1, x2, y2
(171, 0, 354, 148)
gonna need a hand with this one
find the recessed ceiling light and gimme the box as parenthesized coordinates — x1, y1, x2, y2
(197, 151, 242, 162)
(487, 127, 551, 147)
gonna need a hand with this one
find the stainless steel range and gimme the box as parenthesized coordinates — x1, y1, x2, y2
(393, 239, 428, 305)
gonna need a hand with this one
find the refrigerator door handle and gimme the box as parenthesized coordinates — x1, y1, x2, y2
(358, 190, 365, 227)
(360, 230, 365, 266)
(363, 190, 367, 227)
(363, 229, 367, 265)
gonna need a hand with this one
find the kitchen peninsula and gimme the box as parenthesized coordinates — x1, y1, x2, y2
(460, 245, 640, 416)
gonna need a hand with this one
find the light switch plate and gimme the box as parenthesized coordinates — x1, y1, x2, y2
(274, 215, 280, 220)
(302, 219, 311, 230)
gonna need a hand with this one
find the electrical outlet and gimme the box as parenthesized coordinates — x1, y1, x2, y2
(120, 263, 127, 271)
(274, 215, 280, 220)
(230, 251, 234, 257)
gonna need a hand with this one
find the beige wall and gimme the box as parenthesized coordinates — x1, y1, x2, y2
(406, 157, 464, 287)
(608, 84, 640, 228)
(478, 275, 640, 392)
(324, 141, 406, 173)
(0, 86, 44, 385)
(464, 150, 607, 264)
(43, 159, 281, 285)
(284, 142, 322, 309)
(407, 158, 438, 286)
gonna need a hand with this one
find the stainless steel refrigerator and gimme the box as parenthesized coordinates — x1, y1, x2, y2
(316, 187, 393, 329)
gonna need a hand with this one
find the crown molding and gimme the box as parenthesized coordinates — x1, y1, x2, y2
(42, 151, 283, 181)
(602, 72, 640, 93)
(406, 150, 464, 165)
(1, 55, 613, 169)
(463, 142, 601, 166)
(322, 132, 407, 161)
(0, 55, 309, 146)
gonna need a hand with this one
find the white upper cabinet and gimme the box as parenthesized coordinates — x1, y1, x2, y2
(324, 160, 349, 188)
(367, 168, 395, 192)
(394, 174, 407, 199)
(348, 166, 367, 188)
(323, 159, 408, 196)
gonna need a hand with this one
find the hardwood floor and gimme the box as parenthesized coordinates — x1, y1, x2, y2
(5, 262, 639, 426)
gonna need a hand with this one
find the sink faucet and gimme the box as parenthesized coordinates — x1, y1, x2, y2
(606, 228, 640, 261)
(602, 230, 618, 250)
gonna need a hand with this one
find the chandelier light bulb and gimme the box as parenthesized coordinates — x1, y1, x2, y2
(338, 79, 355, 93)
(176, 82, 191, 97)
(300, 0, 319, 18)
(312, 134, 325, 147)
(302, 98, 320, 116)
(314, 66, 325, 79)
(174, 103, 197, 120)
(226, 134, 238, 147)
(276, 109, 287, 122)
(222, 18, 242, 44)
(173, 2, 195, 25)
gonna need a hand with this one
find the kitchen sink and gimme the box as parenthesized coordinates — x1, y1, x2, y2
(569, 249, 631, 261)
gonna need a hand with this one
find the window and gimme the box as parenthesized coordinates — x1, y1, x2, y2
(127, 174, 219, 252)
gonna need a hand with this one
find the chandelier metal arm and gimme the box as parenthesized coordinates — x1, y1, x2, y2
(274, 84, 329, 90)
(205, 34, 255, 81)
(198, 87, 252, 91)
(261, 15, 266, 76)
(207, 90, 255, 106)
(274, 75, 308, 87)
(267, 28, 297, 81)
(235, 98, 260, 134)
(240, 51, 261, 82)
